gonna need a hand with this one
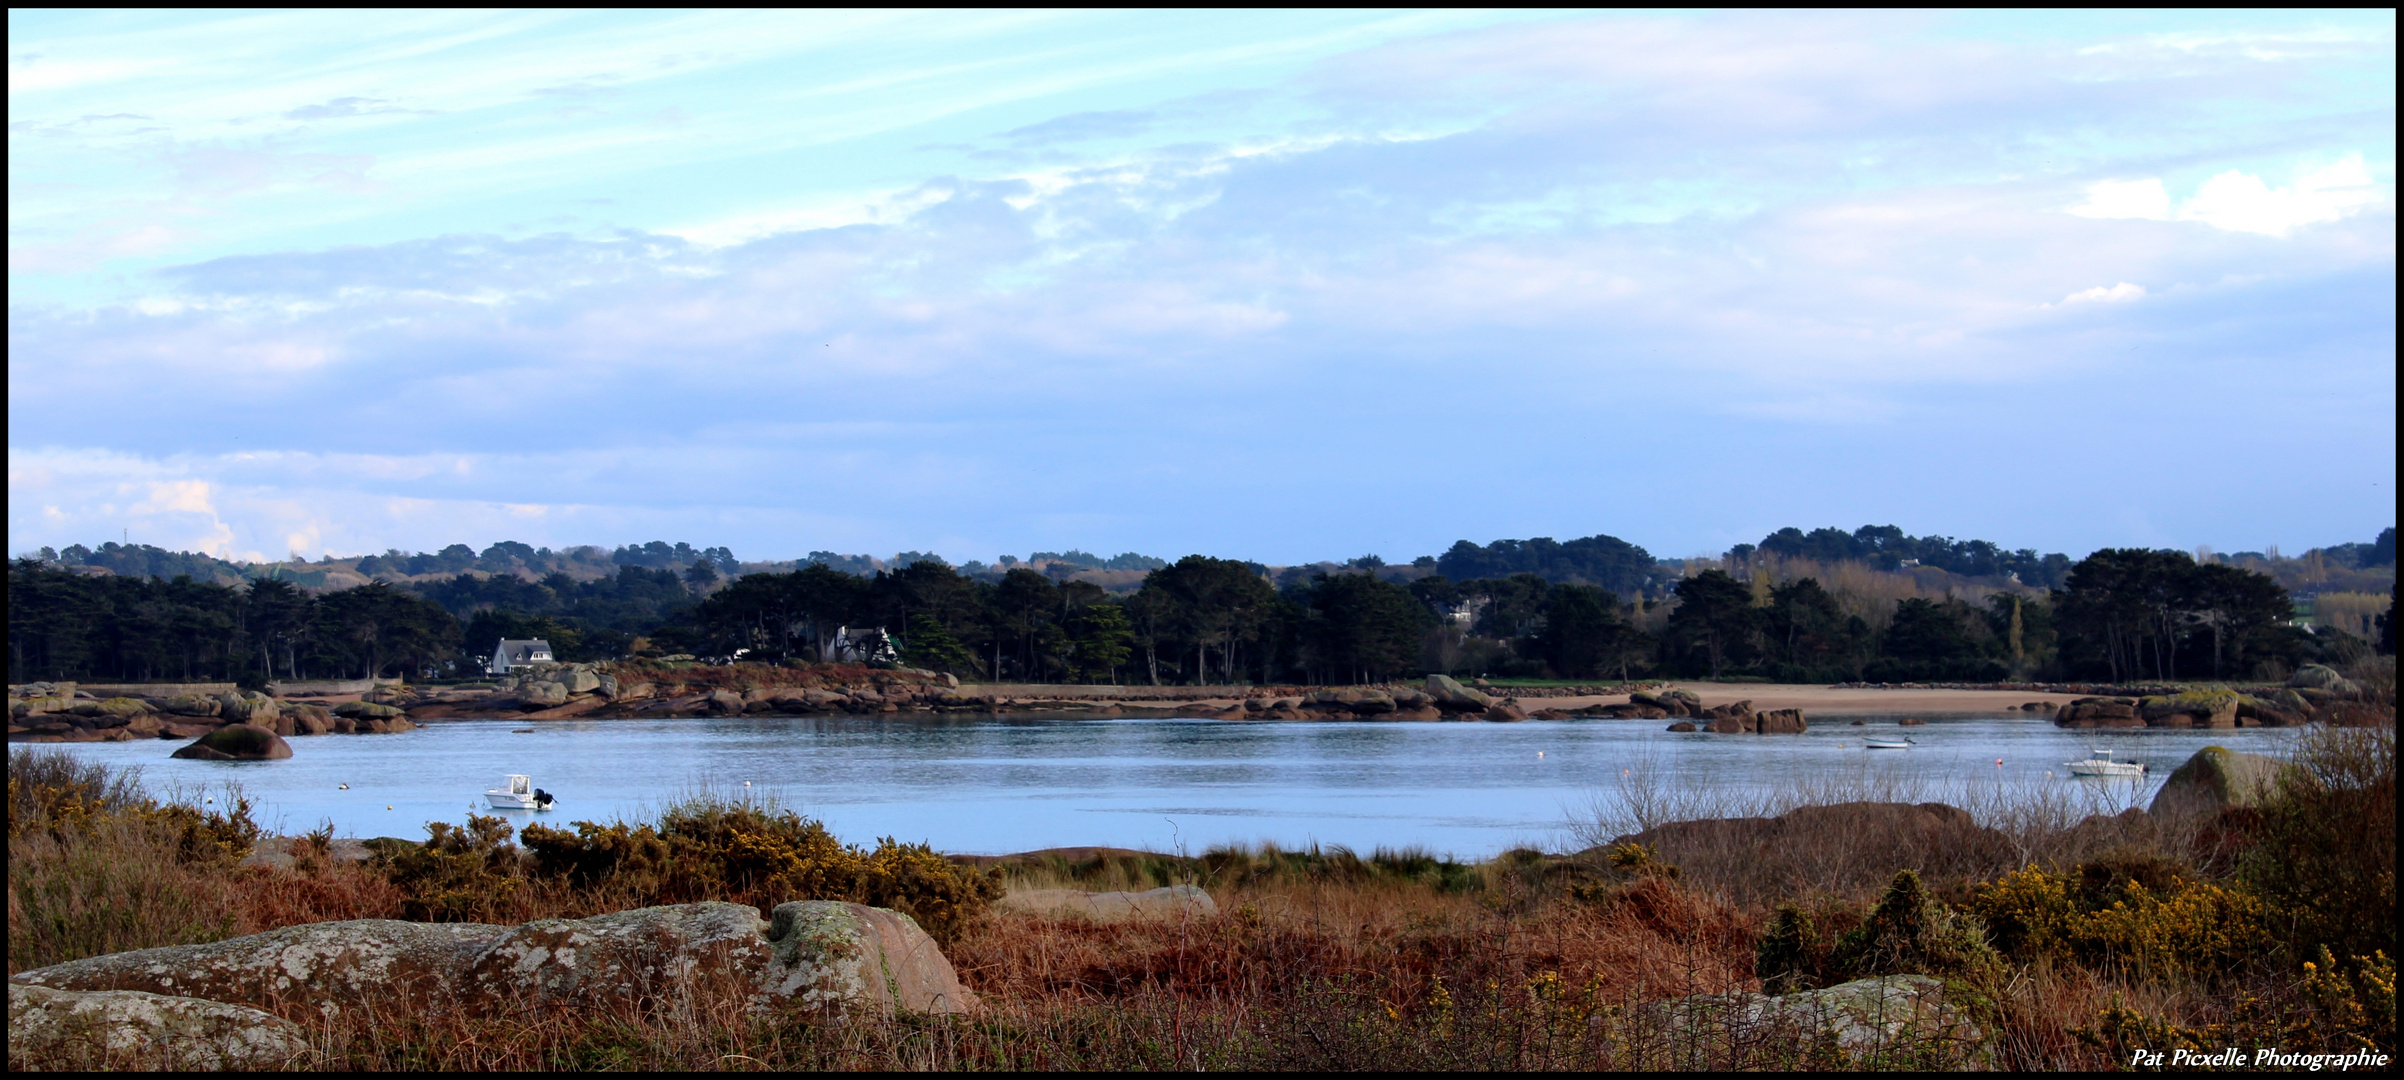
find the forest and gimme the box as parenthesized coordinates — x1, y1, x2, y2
(10, 523, 2394, 685)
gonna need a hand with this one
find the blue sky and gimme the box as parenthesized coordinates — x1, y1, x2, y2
(8, 9, 2395, 566)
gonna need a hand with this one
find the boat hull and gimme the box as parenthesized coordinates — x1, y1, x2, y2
(485, 792, 544, 809)
(2064, 763, 2145, 778)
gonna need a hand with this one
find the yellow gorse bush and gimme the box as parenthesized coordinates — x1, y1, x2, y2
(1973, 864, 2267, 981)
(513, 797, 999, 945)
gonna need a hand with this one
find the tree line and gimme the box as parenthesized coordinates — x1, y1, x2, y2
(8, 563, 458, 683)
(11, 541, 2392, 686)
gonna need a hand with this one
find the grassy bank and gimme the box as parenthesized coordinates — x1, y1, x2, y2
(8, 686, 2395, 1070)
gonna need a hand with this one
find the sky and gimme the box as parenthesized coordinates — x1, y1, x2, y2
(8, 9, 2396, 567)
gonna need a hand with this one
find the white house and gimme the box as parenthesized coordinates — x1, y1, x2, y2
(829, 626, 898, 666)
(489, 638, 555, 675)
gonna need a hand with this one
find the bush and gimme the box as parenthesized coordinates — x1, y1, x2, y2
(2239, 724, 2395, 962)
(374, 814, 524, 922)
(7, 748, 264, 973)
(514, 796, 1000, 945)
(1972, 856, 2269, 982)
(1831, 869, 2001, 984)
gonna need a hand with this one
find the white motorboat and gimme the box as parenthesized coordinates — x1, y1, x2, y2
(1864, 737, 1915, 749)
(485, 774, 555, 810)
(2064, 749, 2145, 778)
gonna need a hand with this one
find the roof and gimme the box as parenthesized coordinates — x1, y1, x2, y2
(494, 639, 553, 659)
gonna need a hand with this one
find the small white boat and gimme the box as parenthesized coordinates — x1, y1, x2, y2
(1864, 737, 1915, 750)
(2064, 749, 2145, 778)
(484, 774, 555, 810)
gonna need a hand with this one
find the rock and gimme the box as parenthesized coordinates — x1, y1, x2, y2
(1601, 703, 1669, 719)
(333, 701, 404, 720)
(158, 694, 221, 718)
(6, 983, 310, 1071)
(1897, 717, 1927, 726)
(283, 702, 331, 736)
(1393, 705, 1444, 720)
(170, 723, 291, 761)
(13, 694, 74, 717)
(558, 669, 602, 695)
(89, 696, 155, 719)
(1653, 975, 1983, 1064)
(995, 884, 1217, 923)
(517, 682, 570, 708)
(1483, 702, 1528, 721)
(216, 692, 276, 721)
(707, 689, 745, 715)
(12, 918, 522, 1012)
(1667, 721, 1698, 732)
(2138, 689, 2239, 728)
(2287, 664, 2360, 696)
(761, 901, 980, 1017)
(1634, 689, 1704, 717)
(1754, 708, 1807, 734)
(596, 674, 621, 698)
(1348, 691, 1397, 716)
(2149, 746, 2294, 818)
(1707, 716, 1747, 734)
(2054, 697, 2141, 727)
(1425, 674, 1494, 711)
(2235, 691, 2308, 728)
(12, 900, 974, 1021)
(1622, 803, 2010, 887)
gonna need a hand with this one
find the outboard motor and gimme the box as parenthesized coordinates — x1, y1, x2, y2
(534, 788, 555, 809)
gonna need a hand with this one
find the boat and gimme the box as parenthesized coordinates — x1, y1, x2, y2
(1864, 737, 1915, 749)
(2063, 749, 2145, 778)
(485, 774, 555, 810)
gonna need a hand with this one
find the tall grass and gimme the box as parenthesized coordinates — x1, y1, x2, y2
(12, 707, 2395, 1070)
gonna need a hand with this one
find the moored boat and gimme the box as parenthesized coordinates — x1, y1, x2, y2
(1864, 736, 1915, 749)
(485, 774, 556, 810)
(2063, 749, 2145, 778)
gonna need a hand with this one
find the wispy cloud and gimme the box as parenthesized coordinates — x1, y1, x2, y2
(7, 10, 2394, 561)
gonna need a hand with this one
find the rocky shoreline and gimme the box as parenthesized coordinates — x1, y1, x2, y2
(10, 681, 419, 746)
(2047, 664, 2371, 729)
(14, 661, 2375, 751)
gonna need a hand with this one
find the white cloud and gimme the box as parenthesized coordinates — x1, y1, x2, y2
(2066, 157, 2389, 238)
(2063, 282, 2145, 304)
(2179, 155, 2387, 237)
(2069, 178, 2170, 221)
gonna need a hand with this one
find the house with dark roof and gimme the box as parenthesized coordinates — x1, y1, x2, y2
(488, 638, 555, 675)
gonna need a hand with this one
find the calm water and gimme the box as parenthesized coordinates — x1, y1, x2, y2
(37, 712, 2300, 858)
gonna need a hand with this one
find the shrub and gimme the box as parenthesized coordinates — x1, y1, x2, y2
(2078, 948, 2394, 1058)
(2239, 724, 2395, 962)
(1831, 869, 2001, 984)
(1972, 857, 2268, 982)
(374, 814, 524, 922)
(7, 748, 264, 973)
(513, 796, 999, 945)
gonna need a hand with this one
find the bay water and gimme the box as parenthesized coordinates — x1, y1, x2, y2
(38, 712, 2299, 859)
